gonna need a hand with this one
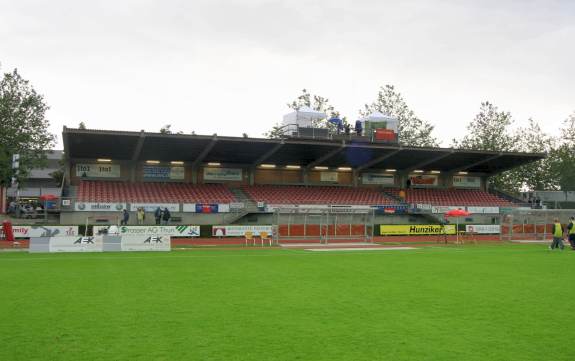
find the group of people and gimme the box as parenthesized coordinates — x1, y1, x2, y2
(550, 217, 575, 250)
(6, 201, 44, 218)
(119, 207, 171, 226)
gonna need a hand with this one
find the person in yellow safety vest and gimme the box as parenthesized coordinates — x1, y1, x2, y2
(567, 216, 575, 250)
(550, 218, 564, 250)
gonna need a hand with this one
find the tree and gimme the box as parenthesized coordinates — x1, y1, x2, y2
(0, 68, 55, 187)
(265, 89, 345, 138)
(451, 101, 522, 193)
(159, 124, 172, 134)
(78, 122, 87, 129)
(551, 112, 575, 191)
(361, 85, 439, 147)
(514, 118, 559, 191)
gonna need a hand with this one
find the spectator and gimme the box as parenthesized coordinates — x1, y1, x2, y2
(154, 207, 162, 225)
(120, 209, 129, 226)
(567, 216, 575, 250)
(137, 207, 145, 225)
(161, 207, 171, 225)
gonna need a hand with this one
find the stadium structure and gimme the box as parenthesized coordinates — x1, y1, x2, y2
(40, 124, 545, 243)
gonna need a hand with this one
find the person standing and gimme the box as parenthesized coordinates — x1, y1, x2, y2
(550, 218, 564, 250)
(567, 216, 575, 250)
(137, 207, 145, 225)
(154, 207, 161, 225)
(161, 207, 171, 225)
(120, 209, 130, 226)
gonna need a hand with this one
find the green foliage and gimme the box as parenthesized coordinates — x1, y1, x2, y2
(361, 85, 439, 147)
(1, 245, 574, 360)
(0, 68, 55, 187)
(159, 124, 172, 134)
(78, 121, 87, 129)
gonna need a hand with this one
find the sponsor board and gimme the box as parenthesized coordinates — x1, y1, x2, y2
(142, 166, 185, 180)
(409, 174, 438, 187)
(13, 226, 79, 238)
(431, 206, 466, 214)
(229, 202, 245, 210)
(212, 225, 273, 237)
(320, 171, 338, 182)
(129, 203, 179, 212)
(415, 204, 432, 210)
(361, 173, 395, 185)
(49, 236, 104, 252)
(466, 206, 499, 214)
(93, 225, 200, 237)
(76, 163, 121, 178)
(380, 224, 456, 235)
(203, 167, 243, 181)
(74, 202, 126, 212)
(466, 225, 501, 234)
(120, 235, 171, 251)
(182, 203, 231, 213)
(453, 176, 481, 188)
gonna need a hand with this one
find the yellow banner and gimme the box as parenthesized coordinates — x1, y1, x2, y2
(380, 224, 456, 235)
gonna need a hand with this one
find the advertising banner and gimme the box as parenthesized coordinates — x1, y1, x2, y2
(380, 224, 456, 235)
(76, 164, 121, 178)
(212, 225, 273, 237)
(453, 176, 481, 188)
(431, 206, 466, 214)
(409, 174, 438, 187)
(465, 225, 501, 234)
(203, 168, 242, 181)
(13, 226, 79, 238)
(93, 225, 200, 237)
(361, 173, 395, 185)
(74, 202, 126, 212)
(49, 236, 104, 252)
(129, 203, 179, 212)
(143, 166, 184, 180)
(120, 235, 171, 251)
(466, 206, 499, 214)
(320, 171, 338, 182)
(182, 203, 231, 213)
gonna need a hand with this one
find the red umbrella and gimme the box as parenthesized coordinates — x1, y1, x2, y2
(444, 209, 472, 244)
(39, 194, 58, 201)
(444, 209, 471, 217)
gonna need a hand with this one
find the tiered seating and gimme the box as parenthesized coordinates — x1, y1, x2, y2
(241, 185, 396, 205)
(78, 181, 236, 203)
(385, 188, 514, 206)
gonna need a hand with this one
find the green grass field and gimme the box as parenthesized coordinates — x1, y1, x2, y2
(1, 244, 574, 361)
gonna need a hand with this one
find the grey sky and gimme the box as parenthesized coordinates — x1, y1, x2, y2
(1, 0, 574, 147)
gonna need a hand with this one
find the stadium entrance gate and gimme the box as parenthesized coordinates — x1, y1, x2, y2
(500, 208, 574, 241)
(272, 207, 375, 244)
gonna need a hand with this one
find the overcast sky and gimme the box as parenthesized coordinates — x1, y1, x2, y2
(1, 0, 574, 148)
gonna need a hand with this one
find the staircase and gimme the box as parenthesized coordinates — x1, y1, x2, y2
(489, 189, 529, 206)
(382, 190, 405, 204)
(224, 187, 260, 223)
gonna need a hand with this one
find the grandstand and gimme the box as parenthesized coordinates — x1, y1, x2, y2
(54, 127, 544, 232)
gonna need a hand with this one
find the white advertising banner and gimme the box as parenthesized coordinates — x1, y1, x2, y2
(466, 225, 501, 234)
(431, 206, 466, 214)
(212, 225, 273, 237)
(361, 173, 395, 185)
(416, 204, 432, 210)
(203, 168, 243, 181)
(75, 163, 121, 178)
(453, 176, 481, 188)
(410, 174, 438, 187)
(120, 235, 171, 251)
(75, 202, 126, 212)
(129, 203, 179, 212)
(320, 171, 338, 182)
(13, 226, 79, 238)
(142, 166, 185, 180)
(49, 236, 104, 252)
(467, 206, 500, 214)
(93, 225, 200, 237)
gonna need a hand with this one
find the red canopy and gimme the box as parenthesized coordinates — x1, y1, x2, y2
(444, 209, 471, 217)
(39, 194, 58, 201)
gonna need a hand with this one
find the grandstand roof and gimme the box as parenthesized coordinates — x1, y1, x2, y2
(62, 127, 545, 174)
